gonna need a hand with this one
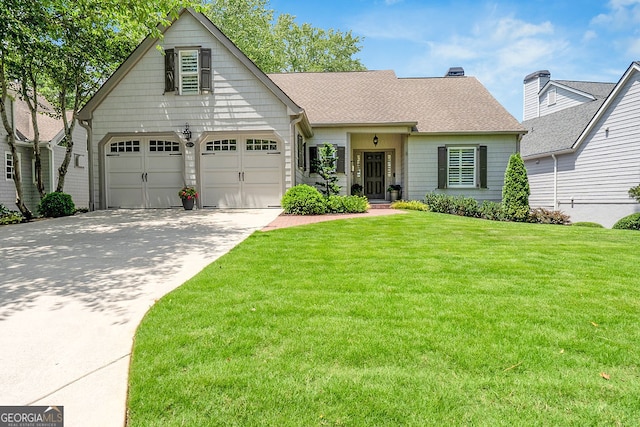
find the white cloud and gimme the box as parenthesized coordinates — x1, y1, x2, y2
(591, 0, 640, 29)
(582, 30, 598, 42)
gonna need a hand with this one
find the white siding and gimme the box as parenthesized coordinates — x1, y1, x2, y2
(90, 13, 292, 208)
(407, 134, 517, 202)
(539, 85, 592, 117)
(302, 128, 349, 193)
(526, 71, 640, 227)
(523, 79, 542, 121)
(53, 124, 89, 209)
(525, 157, 555, 209)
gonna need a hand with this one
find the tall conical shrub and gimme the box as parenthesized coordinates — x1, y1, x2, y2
(502, 153, 530, 222)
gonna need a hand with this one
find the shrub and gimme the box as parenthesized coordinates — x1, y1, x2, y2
(424, 193, 479, 217)
(528, 208, 571, 225)
(424, 193, 453, 214)
(37, 192, 75, 218)
(0, 204, 23, 225)
(391, 200, 429, 211)
(613, 213, 640, 230)
(572, 222, 604, 228)
(479, 201, 505, 221)
(502, 153, 530, 222)
(326, 195, 369, 213)
(281, 185, 326, 215)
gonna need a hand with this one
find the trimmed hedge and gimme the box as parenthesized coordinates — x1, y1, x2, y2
(282, 185, 370, 215)
(326, 195, 369, 213)
(613, 213, 640, 230)
(37, 192, 76, 218)
(281, 185, 327, 215)
(425, 193, 571, 225)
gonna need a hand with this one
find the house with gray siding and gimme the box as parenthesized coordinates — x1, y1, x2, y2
(2, 93, 89, 212)
(78, 8, 525, 211)
(521, 63, 640, 227)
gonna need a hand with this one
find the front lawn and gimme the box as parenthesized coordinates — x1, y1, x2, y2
(127, 212, 640, 426)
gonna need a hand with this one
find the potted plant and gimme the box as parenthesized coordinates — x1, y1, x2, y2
(178, 186, 198, 210)
(387, 184, 402, 202)
(351, 183, 364, 196)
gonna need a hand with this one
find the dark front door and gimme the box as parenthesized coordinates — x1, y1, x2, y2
(364, 152, 385, 199)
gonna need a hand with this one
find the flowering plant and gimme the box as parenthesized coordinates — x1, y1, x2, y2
(179, 186, 198, 200)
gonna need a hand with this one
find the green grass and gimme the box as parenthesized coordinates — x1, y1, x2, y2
(127, 212, 640, 426)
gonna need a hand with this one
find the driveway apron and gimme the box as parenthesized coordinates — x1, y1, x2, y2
(0, 209, 281, 427)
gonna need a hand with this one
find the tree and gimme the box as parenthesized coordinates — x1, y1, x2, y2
(502, 153, 530, 222)
(314, 143, 341, 197)
(204, 0, 365, 73)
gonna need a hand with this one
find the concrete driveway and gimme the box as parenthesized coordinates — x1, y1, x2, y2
(0, 209, 281, 427)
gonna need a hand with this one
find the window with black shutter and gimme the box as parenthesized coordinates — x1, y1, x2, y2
(165, 47, 212, 95)
(309, 146, 318, 173)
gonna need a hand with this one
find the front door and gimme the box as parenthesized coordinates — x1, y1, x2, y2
(364, 152, 385, 199)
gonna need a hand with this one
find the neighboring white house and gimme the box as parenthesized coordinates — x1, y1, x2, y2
(78, 8, 525, 211)
(1, 93, 89, 212)
(520, 63, 640, 227)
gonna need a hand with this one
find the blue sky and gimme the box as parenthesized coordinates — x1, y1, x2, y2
(269, 0, 640, 120)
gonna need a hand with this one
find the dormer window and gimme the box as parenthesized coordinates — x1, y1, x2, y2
(164, 47, 211, 95)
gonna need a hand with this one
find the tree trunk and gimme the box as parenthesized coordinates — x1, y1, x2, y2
(0, 60, 33, 219)
(22, 80, 45, 198)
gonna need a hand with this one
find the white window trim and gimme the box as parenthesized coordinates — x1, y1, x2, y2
(547, 87, 556, 106)
(5, 152, 21, 181)
(179, 49, 199, 95)
(447, 146, 477, 188)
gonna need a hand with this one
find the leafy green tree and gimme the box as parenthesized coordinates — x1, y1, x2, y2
(205, 0, 365, 73)
(502, 153, 530, 222)
(314, 143, 341, 197)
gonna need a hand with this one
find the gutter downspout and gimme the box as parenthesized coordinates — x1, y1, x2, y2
(46, 142, 54, 193)
(290, 114, 304, 188)
(552, 154, 558, 210)
(79, 119, 94, 211)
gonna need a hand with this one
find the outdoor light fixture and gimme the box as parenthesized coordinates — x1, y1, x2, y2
(373, 134, 379, 146)
(183, 123, 192, 141)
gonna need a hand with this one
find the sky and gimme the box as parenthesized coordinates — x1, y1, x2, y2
(268, 0, 640, 121)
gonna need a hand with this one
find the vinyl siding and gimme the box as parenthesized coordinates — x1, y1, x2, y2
(301, 128, 349, 193)
(525, 156, 555, 209)
(89, 13, 292, 207)
(523, 79, 542, 121)
(539, 85, 592, 117)
(406, 134, 517, 202)
(526, 70, 640, 227)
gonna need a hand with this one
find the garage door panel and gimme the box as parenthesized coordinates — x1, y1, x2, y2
(200, 137, 282, 208)
(106, 139, 183, 209)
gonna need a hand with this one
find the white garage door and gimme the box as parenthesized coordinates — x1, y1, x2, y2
(106, 139, 184, 208)
(201, 137, 283, 208)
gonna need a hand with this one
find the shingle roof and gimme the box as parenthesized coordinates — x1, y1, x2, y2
(520, 99, 604, 158)
(11, 91, 66, 142)
(268, 70, 525, 134)
(552, 80, 615, 100)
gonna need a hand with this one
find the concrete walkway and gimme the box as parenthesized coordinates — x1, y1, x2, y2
(0, 209, 281, 427)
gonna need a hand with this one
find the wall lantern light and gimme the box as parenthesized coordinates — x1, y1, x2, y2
(373, 134, 379, 146)
(183, 123, 192, 141)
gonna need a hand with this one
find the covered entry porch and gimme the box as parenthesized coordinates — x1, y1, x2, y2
(349, 132, 406, 202)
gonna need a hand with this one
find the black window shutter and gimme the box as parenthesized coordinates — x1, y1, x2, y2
(479, 145, 488, 188)
(310, 146, 318, 173)
(303, 142, 307, 171)
(437, 146, 447, 189)
(297, 135, 304, 168)
(200, 48, 212, 92)
(336, 146, 346, 173)
(164, 48, 175, 93)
